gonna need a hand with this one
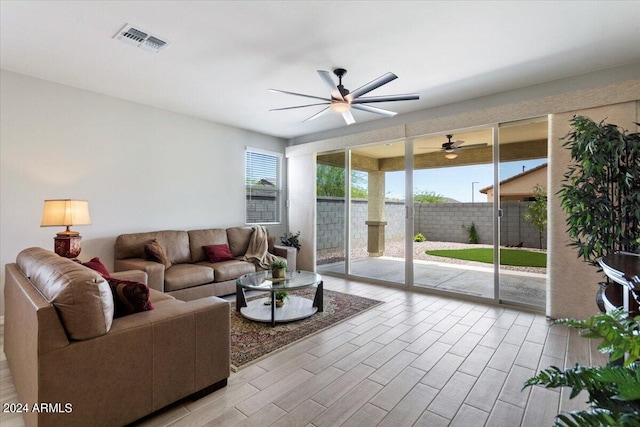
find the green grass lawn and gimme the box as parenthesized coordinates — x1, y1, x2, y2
(425, 248, 547, 268)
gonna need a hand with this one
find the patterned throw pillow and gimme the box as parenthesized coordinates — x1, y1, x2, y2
(144, 239, 172, 269)
(107, 278, 155, 318)
(82, 257, 110, 277)
(203, 244, 235, 263)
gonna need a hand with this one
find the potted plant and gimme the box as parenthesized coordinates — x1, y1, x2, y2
(274, 290, 288, 307)
(280, 231, 301, 252)
(559, 116, 640, 267)
(524, 309, 640, 426)
(270, 259, 287, 279)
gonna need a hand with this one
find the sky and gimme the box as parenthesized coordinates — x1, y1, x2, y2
(382, 158, 548, 202)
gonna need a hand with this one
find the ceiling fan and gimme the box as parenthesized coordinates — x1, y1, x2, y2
(269, 68, 419, 125)
(441, 134, 488, 159)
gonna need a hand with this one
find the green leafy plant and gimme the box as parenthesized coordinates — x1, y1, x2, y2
(558, 116, 640, 266)
(524, 184, 548, 249)
(269, 259, 287, 270)
(275, 290, 289, 301)
(280, 231, 301, 252)
(316, 164, 368, 198)
(524, 309, 640, 427)
(463, 222, 480, 244)
(413, 232, 426, 242)
(413, 189, 445, 204)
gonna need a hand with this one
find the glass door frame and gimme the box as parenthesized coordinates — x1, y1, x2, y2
(405, 126, 502, 306)
(318, 120, 546, 312)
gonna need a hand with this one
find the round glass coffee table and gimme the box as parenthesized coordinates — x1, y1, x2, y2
(236, 270, 323, 326)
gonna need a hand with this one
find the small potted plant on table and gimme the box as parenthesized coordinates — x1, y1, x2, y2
(270, 259, 287, 279)
(275, 290, 289, 307)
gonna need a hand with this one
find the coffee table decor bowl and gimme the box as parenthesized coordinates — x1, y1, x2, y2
(236, 270, 323, 326)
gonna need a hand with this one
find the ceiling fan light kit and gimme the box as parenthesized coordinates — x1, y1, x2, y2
(330, 101, 350, 113)
(269, 68, 419, 125)
(440, 134, 488, 159)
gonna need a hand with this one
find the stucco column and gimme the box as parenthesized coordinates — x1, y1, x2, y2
(366, 171, 387, 257)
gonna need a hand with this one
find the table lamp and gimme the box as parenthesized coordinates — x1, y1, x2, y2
(40, 199, 91, 258)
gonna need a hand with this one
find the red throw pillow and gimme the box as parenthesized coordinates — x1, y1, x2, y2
(82, 257, 110, 277)
(107, 277, 155, 318)
(203, 244, 235, 263)
(144, 239, 172, 269)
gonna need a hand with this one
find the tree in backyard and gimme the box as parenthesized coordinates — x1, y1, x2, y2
(316, 164, 367, 198)
(413, 190, 445, 204)
(524, 184, 547, 249)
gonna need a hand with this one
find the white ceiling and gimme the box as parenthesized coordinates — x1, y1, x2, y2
(2, 1, 640, 140)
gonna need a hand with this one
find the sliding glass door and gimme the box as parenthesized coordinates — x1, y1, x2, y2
(316, 118, 548, 312)
(411, 128, 496, 299)
(316, 142, 406, 285)
(497, 119, 548, 308)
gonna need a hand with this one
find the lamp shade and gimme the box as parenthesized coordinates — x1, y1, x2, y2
(41, 200, 91, 228)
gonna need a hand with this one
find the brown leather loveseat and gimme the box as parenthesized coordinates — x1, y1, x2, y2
(4, 247, 230, 427)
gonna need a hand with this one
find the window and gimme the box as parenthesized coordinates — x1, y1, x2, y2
(245, 148, 282, 224)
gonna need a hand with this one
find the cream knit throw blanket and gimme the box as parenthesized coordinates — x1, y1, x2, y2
(242, 225, 279, 269)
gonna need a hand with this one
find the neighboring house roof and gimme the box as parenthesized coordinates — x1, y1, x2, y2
(479, 163, 548, 194)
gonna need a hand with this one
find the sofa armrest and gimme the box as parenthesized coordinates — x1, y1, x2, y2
(272, 245, 297, 271)
(110, 269, 148, 284)
(114, 258, 165, 292)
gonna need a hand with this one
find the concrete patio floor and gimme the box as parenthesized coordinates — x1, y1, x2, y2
(317, 256, 546, 309)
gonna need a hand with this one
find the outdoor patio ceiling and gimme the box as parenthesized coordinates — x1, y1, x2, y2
(317, 121, 548, 172)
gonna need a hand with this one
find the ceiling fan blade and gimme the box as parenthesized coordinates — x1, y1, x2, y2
(347, 72, 397, 101)
(270, 102, 330, 111)
(303, 106, 331, 122)
(351, 93, 420, 104)
(342, 110, 355, 125)
(451, 141, 464, 148)
(351, 104, 397, 117)
(459, 143, 488, 150)
(269, 88, 331, 102)
(317, 70, 344, 101)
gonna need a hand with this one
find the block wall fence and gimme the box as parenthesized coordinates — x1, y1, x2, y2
(315, 197, 546, 258)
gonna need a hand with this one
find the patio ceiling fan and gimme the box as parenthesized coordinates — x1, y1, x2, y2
(441, 134, 488, 159)
(269, 68, 419, 125)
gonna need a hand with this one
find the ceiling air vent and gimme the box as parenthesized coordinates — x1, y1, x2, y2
(113, 24, 170, 53)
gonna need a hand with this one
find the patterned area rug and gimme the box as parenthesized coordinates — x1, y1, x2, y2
(230, 288, 383, 371)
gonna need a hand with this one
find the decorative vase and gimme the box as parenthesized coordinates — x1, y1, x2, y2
(272, 268, 285, 279)
(275, 299, 284, 307)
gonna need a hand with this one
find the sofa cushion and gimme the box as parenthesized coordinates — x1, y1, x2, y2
(164, 264, 215, 292)
(203, 244, 234, 263)
(107, 277, 155, 318)
(226, 227, 254, 257)
(197, 260, 256, 282)
(83, 257, 110, 277)
(188, 228, 229, 263)
(16, 247, 114, 340)
(115, 230, 191, 264)
(145, 239, 172, 269)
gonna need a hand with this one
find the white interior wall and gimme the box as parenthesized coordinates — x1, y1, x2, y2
(0, 70, 287, 316)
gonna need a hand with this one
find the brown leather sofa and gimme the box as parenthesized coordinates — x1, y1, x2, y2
(4, 247, 230, 427)
(114, 226, 297, 301)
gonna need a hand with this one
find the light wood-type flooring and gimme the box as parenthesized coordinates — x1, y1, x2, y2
(1, 276, 607, 426)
